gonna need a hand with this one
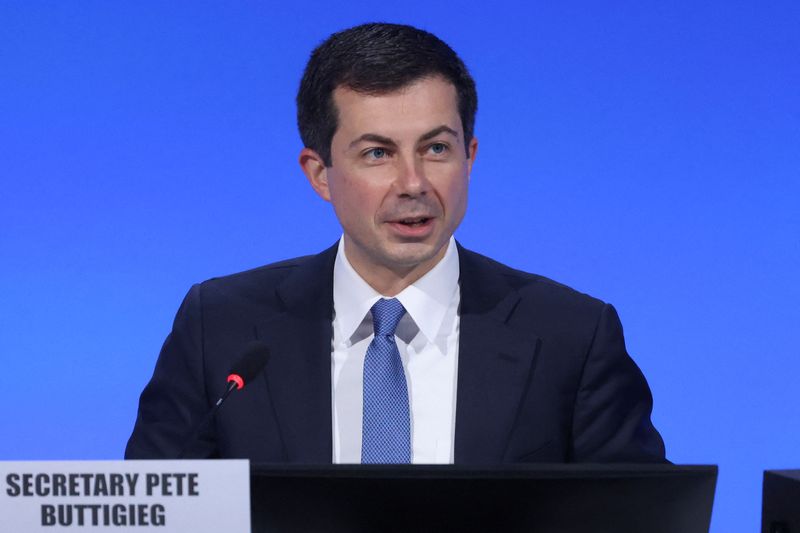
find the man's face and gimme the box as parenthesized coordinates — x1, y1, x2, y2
(300, 76, 477, 291)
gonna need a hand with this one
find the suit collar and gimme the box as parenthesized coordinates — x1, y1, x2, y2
(275, 243, 338, 318)
(456, 243, 519, 320)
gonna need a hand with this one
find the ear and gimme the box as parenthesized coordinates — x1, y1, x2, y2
(299, 148, 331, 201)
(466, 136, 478, 177)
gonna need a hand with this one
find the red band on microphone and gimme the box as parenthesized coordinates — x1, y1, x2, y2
(227, 374, 244, 390)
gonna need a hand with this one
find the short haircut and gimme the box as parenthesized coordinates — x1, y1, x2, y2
(296, 22, 478, 167)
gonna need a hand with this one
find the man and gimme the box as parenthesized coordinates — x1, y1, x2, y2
(126, 23, 666, 464)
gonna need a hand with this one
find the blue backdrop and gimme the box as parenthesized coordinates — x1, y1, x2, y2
(1, 2, 798, 531)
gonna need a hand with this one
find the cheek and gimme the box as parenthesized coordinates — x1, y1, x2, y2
(449, 184, 469, 223)
(436, 171, 470, 214)
(329, 175, 384, 220)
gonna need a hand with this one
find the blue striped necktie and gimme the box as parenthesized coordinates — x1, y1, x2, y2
(361, 298, 411, 464)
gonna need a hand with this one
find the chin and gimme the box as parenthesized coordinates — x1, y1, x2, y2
(383, 241, 446, 270)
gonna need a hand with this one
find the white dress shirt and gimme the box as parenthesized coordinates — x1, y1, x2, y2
(331, 237, 460, 464)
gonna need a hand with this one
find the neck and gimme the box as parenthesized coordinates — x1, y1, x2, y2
(343, 240, 449, 297)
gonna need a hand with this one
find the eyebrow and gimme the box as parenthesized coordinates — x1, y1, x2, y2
(419, 125, 459, 142)
(347, 125, 460, 150)
(348, 133, 396, 150)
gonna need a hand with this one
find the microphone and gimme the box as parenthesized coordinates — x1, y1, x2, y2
(177, 341, 270, 458)
(222, 340, 272, 401)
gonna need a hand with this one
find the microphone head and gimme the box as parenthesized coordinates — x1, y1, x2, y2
(227, 341, 270, 390)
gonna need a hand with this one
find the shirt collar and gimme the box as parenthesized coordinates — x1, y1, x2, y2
(333, 236, 460, 344)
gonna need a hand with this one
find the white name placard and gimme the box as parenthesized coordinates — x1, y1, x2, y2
(0, 460, 250, 532)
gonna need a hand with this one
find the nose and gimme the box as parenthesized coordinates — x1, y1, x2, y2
(394, 153, 430, 197)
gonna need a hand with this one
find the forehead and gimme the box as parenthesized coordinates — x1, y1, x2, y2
(331, 77, 462, 139)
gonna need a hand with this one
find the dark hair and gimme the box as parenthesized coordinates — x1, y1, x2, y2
(297, 23, 478, 167)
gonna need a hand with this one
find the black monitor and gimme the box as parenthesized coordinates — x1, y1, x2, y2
(250, 463, 717, 533)
(763, 470, 800, 533)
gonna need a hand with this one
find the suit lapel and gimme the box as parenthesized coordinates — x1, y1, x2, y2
(256, 244, 337, 463)
(454, 245, 542, 464)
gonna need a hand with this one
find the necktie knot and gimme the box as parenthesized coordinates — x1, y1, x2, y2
(370, 298, 406, 337)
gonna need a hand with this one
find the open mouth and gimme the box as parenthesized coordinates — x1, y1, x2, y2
(396, 217, 431, 227)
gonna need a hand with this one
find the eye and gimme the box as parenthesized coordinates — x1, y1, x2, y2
(429, 143, 448, 155)
(365, 147, 388, 160)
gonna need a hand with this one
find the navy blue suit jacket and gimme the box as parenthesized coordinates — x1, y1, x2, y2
(125, 244, 666, 463)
